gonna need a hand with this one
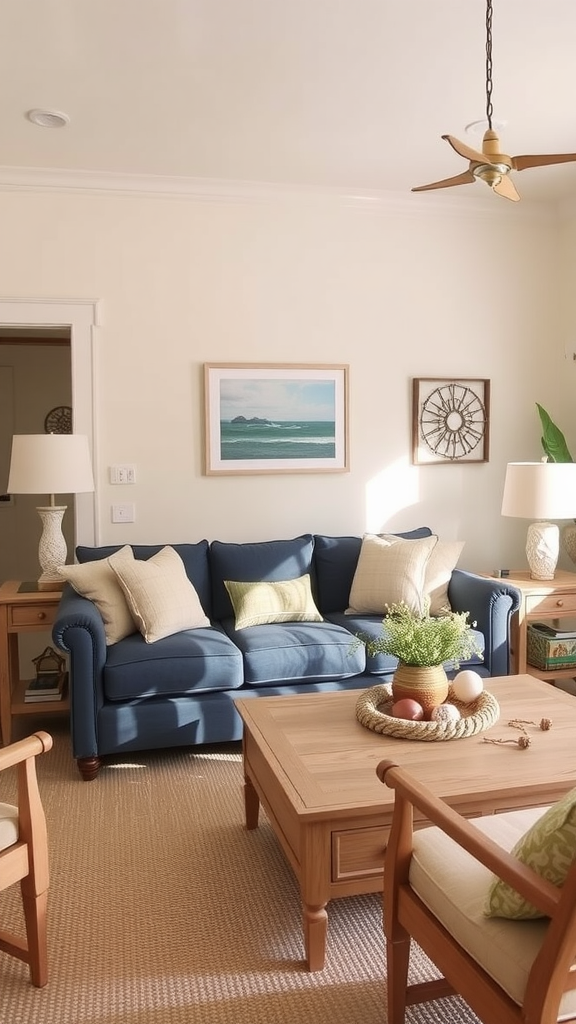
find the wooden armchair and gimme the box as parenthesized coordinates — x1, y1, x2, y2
(377, 758, 576, 1024)
(0, 731, 52, 987)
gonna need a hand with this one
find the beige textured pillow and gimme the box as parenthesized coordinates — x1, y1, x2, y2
(224, 575, 323, 630)
(424, 540, 465, 615)
(108, 545, 210, 643)
(346, 534, 438, 616)
(58, 556, 137, 645)
(485, 787, 576, 919)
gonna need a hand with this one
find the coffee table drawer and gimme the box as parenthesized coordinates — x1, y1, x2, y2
(332, 826, 389, 882)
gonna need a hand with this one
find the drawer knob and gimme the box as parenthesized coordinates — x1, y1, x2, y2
(37, 611, 46, 621)
(556, 600, 564, 608)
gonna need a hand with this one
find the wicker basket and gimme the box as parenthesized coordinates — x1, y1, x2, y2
(355, 683, 499, 741)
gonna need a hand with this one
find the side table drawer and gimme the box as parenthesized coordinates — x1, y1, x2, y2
(9, 603, 57, 628)
(525, 592, 576, 617)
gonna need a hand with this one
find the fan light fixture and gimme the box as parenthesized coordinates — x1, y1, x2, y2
(412, 0, 576, 201)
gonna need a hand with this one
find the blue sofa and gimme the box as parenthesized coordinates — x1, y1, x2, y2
(52, 529, 521, 779)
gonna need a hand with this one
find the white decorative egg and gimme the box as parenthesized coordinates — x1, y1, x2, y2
(430, 703, 461, 723)
(451, 670, 484, 703)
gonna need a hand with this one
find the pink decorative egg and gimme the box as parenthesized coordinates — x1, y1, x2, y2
(451, 670, 484, 703)
(430, 703, 461, 724)
(391, 698, 425, 721)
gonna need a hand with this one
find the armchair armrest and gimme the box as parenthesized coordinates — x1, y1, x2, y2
(51, 585, 107, 759)
(448, 569, 521, 675)
(377, 759, 560, 919)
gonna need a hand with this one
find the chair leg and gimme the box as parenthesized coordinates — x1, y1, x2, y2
(21, 888, 48, 987)
(387, 935, 410, 1024)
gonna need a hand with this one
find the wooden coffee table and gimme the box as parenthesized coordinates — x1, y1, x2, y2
(235, 675, 576, 971)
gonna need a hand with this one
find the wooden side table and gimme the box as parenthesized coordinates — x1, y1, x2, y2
(0, 580, 69, 746)
(487, 570, 576, 681)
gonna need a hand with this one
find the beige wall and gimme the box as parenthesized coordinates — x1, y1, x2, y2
(0, 185, 568, 573)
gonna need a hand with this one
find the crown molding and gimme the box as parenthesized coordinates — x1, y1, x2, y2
(0, 163, 558, 221)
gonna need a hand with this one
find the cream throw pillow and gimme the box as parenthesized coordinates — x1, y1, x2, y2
(224, 574, 323, 630)
(485, 787, 576, 919)
(346, 534, 438, 616)
(424, 540, 465, 615)
(108, 545, 210, 643)
(58, 558, 137, 645)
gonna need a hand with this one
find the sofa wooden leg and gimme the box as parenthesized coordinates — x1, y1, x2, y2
(77, 756, 102, 781)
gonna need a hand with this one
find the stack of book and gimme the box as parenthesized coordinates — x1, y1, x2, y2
(24, 672, 67, 703)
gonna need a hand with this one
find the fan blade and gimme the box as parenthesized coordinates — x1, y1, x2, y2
(512, 152, 576, 171)
(442, 135, 487, 165)
(493, 175, 520, 202)
(412, 170, 475, 193)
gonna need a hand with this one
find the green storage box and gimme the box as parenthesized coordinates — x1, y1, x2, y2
(527, 623, 576, 671)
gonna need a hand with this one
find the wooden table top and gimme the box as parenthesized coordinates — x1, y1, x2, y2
(235, 676, 576, 821)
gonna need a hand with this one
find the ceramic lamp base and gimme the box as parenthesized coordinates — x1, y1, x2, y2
(36, 505, 67, 588)
(526, 521, 559, 580)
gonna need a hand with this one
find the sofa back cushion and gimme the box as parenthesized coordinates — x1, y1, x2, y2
(76, 541, 212, 617)
(209, 534, 316, 621)
(313, 528, 433, 614)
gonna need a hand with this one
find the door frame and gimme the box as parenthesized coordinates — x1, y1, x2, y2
(0, 297, 98, 545)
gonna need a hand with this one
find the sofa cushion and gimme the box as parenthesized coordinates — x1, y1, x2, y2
(103, 626, 244, 700)
(76, 541, 212, 616)
(346, 534, 438, 615)
(220, 618, 365, 686)
(485, 787, 576, 920)
(109, 545, 210, 643)
(313, 528, 433, 613)
(426, 540, 465, 615)
(224, 574, 323, 629)
(58, 558, 137, 645)
(210, 535, 316, 621)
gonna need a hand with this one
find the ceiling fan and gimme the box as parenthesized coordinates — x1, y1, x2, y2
(412, 0, 576, 201)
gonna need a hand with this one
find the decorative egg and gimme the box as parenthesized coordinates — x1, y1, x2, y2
(430, 703, 461, 724)
(391, 698, 425, 721)
(451, 670, 484, 703)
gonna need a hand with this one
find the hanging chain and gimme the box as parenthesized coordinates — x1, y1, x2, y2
(485, 0, 494, 129)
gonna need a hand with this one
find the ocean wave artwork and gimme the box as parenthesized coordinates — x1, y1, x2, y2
(220, 418, 336, 461)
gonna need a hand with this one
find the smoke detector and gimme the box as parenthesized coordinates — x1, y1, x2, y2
(26, 109, 70, 129)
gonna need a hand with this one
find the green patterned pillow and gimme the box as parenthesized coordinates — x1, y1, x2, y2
(485, 787, 576, 919)
(224, 575, 323, 630)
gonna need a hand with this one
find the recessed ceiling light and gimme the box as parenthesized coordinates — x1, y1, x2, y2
(26, 108, 70, 129)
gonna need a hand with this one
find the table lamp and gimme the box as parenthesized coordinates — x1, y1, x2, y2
(501, 460, 576, 580)
(7, 433, 95, 591)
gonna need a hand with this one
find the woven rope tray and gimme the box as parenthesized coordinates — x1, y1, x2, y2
(356, 683, 500, 741)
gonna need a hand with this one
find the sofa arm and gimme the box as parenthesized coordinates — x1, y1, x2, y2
(448, 569, 521, 676)
(51, 585, 107, 759)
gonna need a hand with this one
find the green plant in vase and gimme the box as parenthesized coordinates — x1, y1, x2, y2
(535, 403, 576, 563)
(361, 601, 483, 715)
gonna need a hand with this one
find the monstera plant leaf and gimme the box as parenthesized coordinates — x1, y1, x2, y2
(536, 403, 574, 463)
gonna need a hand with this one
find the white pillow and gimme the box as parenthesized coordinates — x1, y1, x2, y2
(108, 545, 210, 643)
(58, 556, 137, 645)
(346, 534, 438, 616)
(424, 540, 465, 615)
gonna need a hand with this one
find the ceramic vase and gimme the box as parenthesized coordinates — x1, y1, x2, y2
(392, 662, 449, 716)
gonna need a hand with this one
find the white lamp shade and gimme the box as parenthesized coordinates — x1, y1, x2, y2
(501, 462, 576, 521)
(7, 434, 95, 497)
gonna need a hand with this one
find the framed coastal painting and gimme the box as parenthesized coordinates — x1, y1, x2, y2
(204, 363, 349, 475)
(412, 377, 490, 465)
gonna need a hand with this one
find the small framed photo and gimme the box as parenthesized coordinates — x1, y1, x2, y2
(412, 378, 490, 465)
(204, 363, 349, 475)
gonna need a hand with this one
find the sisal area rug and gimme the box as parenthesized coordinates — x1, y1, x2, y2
(1, 719, 480, 1024)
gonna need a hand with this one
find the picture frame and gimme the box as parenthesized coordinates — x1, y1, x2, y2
(204, 363, 349, 475)
(412, 377, 490, 465)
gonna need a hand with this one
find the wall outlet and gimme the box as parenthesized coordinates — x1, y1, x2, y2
(111, 503, 135, 523)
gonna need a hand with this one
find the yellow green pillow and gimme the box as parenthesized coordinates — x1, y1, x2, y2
(485, 787, 576, 919)
(224, 574, 323, 630)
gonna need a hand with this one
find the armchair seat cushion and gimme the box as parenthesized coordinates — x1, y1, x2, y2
(221, 618, 366, 686)
(409, 805, 576, 1017)
(0, 802, 18, 851)
(103, 627, 243, 701)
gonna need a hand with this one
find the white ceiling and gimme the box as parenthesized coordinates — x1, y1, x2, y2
(1, 0, 576, 205)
